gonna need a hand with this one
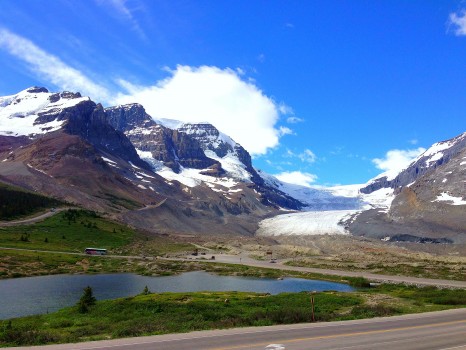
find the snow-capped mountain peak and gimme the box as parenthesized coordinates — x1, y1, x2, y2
(0, 87, 89, 137)
(178, 122, 238, 152)
(414, 131, 466, 167)
(362, 131, 466, 194)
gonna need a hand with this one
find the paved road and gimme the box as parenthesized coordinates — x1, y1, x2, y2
(7, 308, 466, 350)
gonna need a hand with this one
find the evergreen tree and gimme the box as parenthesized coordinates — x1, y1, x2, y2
(77, 286, 96, 313)
(142, 285, 150, 295)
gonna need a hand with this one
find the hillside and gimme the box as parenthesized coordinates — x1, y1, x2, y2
(0, 183, 63, 220)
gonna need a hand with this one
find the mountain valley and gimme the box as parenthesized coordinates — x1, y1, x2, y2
(0, 87, 465, 248)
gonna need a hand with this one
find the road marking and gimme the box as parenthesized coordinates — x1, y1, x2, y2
(212, 319, 466, 350)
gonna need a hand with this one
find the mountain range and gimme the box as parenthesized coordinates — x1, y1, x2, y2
(0, 87, 464, 243)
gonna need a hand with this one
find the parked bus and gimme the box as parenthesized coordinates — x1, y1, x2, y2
(84, 248, 107, 255)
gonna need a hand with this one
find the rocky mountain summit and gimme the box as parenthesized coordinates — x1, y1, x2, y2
(105, 103, 303, 210)
(105, 104, 219, 173)
(361, 132, 466, 194)
(351, 132, 466, 243)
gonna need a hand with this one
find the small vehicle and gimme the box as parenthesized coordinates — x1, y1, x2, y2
(84, 248, 107, 255)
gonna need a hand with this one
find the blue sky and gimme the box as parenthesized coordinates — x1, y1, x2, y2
(1, 1, 466, 186)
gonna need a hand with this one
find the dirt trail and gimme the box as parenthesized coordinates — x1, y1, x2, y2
(0, 207, 74, 227)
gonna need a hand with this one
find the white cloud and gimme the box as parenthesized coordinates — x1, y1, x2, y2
(372, 147, 426, 177)
(283, 148, 317, 163)
(409, 139, 418, 145)
(286, 116, 304, 124)
(299, 149, 317, 163)
(115, 65, 287, 155)
(0, 28, 111, 102)
(278, 126, 294, 136)
(96, 0, 146, 39)
(274, 171, 318, 187)
(278, 103, 293, 115)
(448, 10, 466, 36)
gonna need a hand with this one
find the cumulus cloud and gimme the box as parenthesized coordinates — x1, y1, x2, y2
(115, 65, 289, 155)
(0, 28, 111, 102)
(274, 171, 318, 187)
(448, 10, 466, 36)
(0, 30, 295, 156)
(372, 147, 426, 176)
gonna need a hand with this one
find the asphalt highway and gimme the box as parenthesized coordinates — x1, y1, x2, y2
(7, 308, 466, 350)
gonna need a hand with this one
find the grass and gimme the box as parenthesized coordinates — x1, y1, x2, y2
(0, 208, 197, 279)
(0, 283, 464, 347)
(0, 249, 202, 279)
(0, 210, 134, 253)
(0, 291, 362, 346)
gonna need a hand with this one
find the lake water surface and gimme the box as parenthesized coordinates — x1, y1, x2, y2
(0, 271, 354, 319)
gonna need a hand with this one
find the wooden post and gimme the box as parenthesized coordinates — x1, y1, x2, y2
(310, 291, 316, 322)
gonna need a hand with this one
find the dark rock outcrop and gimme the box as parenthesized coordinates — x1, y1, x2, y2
(105, 105, 219, 173)
(35, 99, 150, 170)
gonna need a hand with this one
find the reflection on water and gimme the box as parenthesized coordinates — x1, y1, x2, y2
(0, 271, 354, 319)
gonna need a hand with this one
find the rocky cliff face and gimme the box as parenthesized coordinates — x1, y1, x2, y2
(178, 123, 264, 185)
(105, 105, 219, 173)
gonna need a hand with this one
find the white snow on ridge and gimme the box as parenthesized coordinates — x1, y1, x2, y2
(204, 150, 251, 182)
(155, 118, 186, 130)
(157, 166, 239, 189)
(257, 210, 358, 236)
(434, 192, 466, 205)
(0, 88, 89, 137)
(138, 148, 241, 190)
(413, 133, 465, 167)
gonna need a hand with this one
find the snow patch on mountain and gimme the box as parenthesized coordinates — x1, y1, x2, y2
(204, 150, 251, 182)
(434, 192, 466, 205)
(180, 123, 237, 150)
(155, 163, 239, 189)
(418, 137, 462, 166)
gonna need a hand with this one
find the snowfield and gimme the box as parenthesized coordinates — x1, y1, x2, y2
(257, 210, 359, 236)
(434, 192, 466, 205)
